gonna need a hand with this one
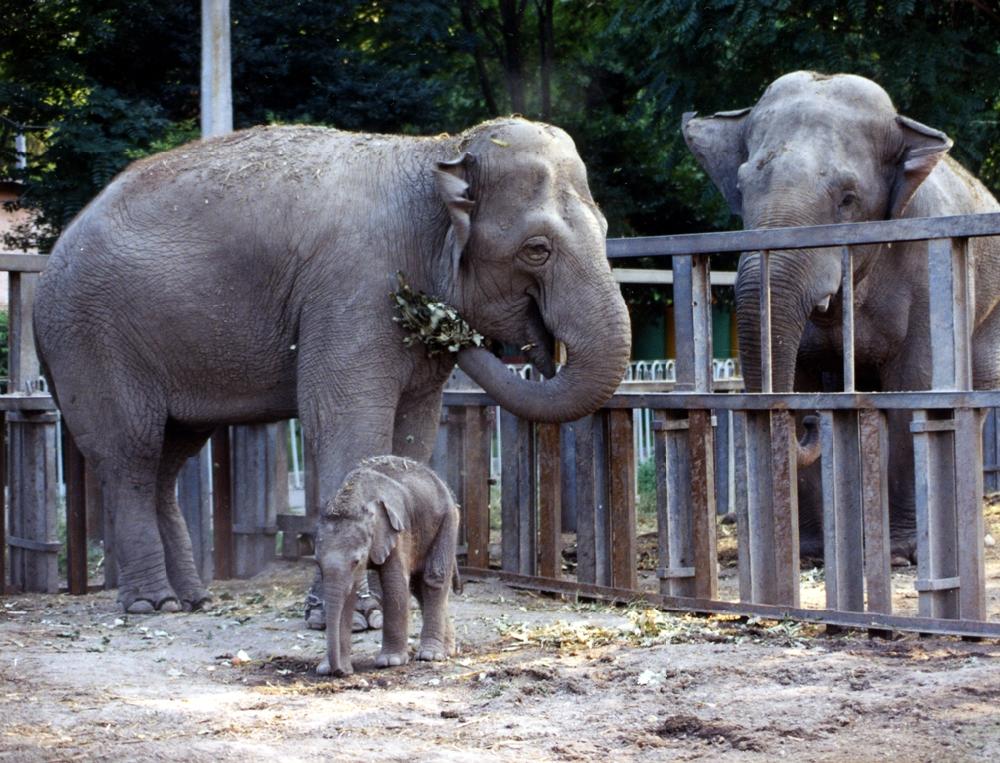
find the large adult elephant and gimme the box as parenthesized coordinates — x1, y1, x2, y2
(683, 71, 1000, 560)
(34, 118, 630, 613)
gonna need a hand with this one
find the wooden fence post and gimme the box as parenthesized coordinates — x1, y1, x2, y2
(178, 448, 214, 584)
(231, 423, 286, 578)
(211, 427, 234, 580)
(63, 429, 89, 595)
(462, 406, 492, 569)
(500, 410, 536, 575)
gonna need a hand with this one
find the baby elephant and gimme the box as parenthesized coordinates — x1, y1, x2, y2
(316, 456, 460, 677)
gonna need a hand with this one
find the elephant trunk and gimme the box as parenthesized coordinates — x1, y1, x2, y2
(735, 249, 835, 393)
(458, 270, 631, 423)
(319, 570, 357, 677)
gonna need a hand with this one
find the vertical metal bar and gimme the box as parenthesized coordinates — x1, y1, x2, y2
(211, 427, 233, 580)
(200, 0, 233, 137)
(759, 250, 773, 393)
(841, 246, 855, 392)
(954, 408, 986, 620)
(573, 415, 596, 583)
(461, 406, 492, 570)
(673, 255, 696, 391)
(769, 410, 800, 607)
(537, 422, 562, 579)
(688, 410, 718, 599)
(64, 428, 88, 595)
(608, 410, 637, 590)
(732, 411, 752, 602)
(859, 409, 892, 615)
(820, 411, 863, 612)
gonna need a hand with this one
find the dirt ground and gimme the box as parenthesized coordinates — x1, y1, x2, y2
(2, 549, 999, 763)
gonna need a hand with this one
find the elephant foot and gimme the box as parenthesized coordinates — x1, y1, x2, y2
(415, 640, 451, 662)
(375, 650, 409, 668)
(316, 657, 353, 677)
(180, 590, 212, 611)
(890, 535, 917, 567)
(121, 590, 181, 614)
(304, 575, 383, 632)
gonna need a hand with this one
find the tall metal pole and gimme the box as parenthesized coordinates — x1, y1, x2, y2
(201, 0, 233, 138)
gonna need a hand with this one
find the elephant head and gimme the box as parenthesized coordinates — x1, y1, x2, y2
(432, 118, 631, 421)
(683, 72, 951, 391)
(315, 478, 406, 677)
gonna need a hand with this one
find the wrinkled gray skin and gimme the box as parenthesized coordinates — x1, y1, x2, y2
(315, 456, 459, 677)
(34, 118, 631, 613)
(684, 72, 1000, 560)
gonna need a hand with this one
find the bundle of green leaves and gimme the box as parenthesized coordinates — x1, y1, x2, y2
(391, 272, 484, 355)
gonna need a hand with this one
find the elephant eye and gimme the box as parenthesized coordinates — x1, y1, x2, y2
(519, 237, 552, 266)
(839, 192, 858, 209)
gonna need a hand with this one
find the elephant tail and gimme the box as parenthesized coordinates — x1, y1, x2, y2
(452, 561, 463, 595)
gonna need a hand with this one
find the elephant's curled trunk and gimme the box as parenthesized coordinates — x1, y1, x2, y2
(457, 281, 631, 423)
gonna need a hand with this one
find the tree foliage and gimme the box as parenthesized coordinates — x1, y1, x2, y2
(2, 0, 998, 252)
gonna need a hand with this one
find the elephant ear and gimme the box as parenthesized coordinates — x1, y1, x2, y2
(887, 115, 952, 218)
(369, 497, 406, 567)
(682, 108, 752, 216)
(434, 153, 476, 279)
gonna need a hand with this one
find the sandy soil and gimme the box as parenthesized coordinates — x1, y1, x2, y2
(2, 553, 999, 763)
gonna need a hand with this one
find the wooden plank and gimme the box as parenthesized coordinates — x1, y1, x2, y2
(178, 447, 213, 583)
(662, 412, 694, 597)
(769, 410, 800, 607)
(592, 412, 611, 586)
(744, 411, 775, 603)
(713, 409, 731, 516)
(7, 411, 60, 593)
(928, 238, 958, 390)
(0, 253, 51, 272)
(859, 409, 892, 615)
(573, 415, 597, 584)
(231, 423, 286, 578)
(688, 410, 718, 599)
(500, 411, 535, 575)
(653, 413, 670, 597)
(8, 272, 40, 394)
(912, 411, 961, 619)
(211, 427, 234, 580)
(692, 255, 714, 392)
(63, 428, 88, 595)
(0, 413, 5, 595)
(611, 268, 737, 285)
(820, 411, 864, 612)
(759, 250, 773, 393)
(537, 422, 562, 580)
(841, 246, 855, 392)
(608, 410, 637, 590)
(560, 423, 577, 533)
(954, 408, 986, 620)
(732, 411, 752, 601)
(672, 255, 696, 391)
(605, 212, 1000, 258)
(462, 407, 491, 570)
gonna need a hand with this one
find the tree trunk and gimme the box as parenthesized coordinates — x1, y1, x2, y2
(536, 0, 553, 120)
